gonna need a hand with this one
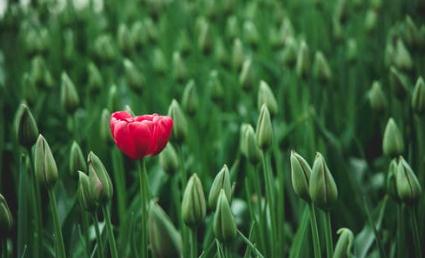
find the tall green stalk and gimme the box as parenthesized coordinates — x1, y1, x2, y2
(324, 212, 334, 258)
(410, 207, 422, 258)
(102, 206, 119, 258)
(28, 153, 41, 258)
(138, 160, 149, 258)
(17, 154, 28, 258)
(397, 204, 404, 258)
(48, 188, 66, 258)
(93, 215, 105, 258)
(190, 228, 198, 258)
(308, 204, 321, 258)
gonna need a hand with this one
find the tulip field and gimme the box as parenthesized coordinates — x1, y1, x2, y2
(1, 0, 425, 257)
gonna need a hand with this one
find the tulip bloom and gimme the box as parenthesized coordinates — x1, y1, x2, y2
(110, 111, 173, 160)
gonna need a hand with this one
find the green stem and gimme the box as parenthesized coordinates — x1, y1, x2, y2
(190, 228, 198, 258)
(397, 204, 404, 258)
(17, 154, 28, 258)
(237, 229, 265, 258)
(363, 196, 385, 258)
(177, 146, 189, 257)
(138, 159, 149, 258)
(93, 214, 105, 258)
(262, 151, 277, 257)
(78, 201, 90, 256)
(28, 153, 41, 258)
(48, 188, 66, 258)
(324, 212, 334, 258)
(410, 207, 422, 258)
(308, 203, 321, 258)
(102, 206, 119, 258)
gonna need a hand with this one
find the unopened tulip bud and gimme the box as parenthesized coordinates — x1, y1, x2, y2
(87, 62, 103, 93)
(197, 18, 212, 54)
(124, 59, 145, 93)
(0, 194, 12, 235)
(208, 165, 232, 209)
(279, 37, 298, 67)
(403, 16, 418, 46)
(182, 80, 199, 116)
(258, 81, 278, 116)
(290, 151, 312, 202)
(368, 81, 387, 113)
(296, 40, 310, 78)
(313, 51, 332, 82)
(144, 18, 159, 43)
(159, 143, 179, 174)
(213, 190, 237, 242)
(239, 58, 256, 91)
(412, 77, 425, 114)
(77, 171, 97, 211)
(61, 72, 80, 113)
(149, 202, 182, 258)
(88, 152, 113, 205)
(309, 153, 338, 210)
(364, 9, 378, 32)
(244, 125, 262, 165)
(34, 135, 58, 188)
(256, 104, 273, 150)
(107, 85, 118, 111)
(172, 51, 188, 83)
(15, 103, 39, 148)
(394, 39, 413, 70)
(389, 67, 409, 99)
(386, 159, 399, 201)
(130, 21, 147, 49)
(182, 174, 206, 227)
(100, 108, 111, 143)
(213, 38, 227, 65)
(208, 70, 224, 103)
(383, 118, 404, 158)
(226, 16, 239, 39)
(239, 124, 250, 156)
(152, 48, 167, 74)
(232, 38, 244, 70)
(30, 56, 47, 88)
(332, 228, 354, 258)
(243, 20, 259, 46)
(94, 35, 116, 62)
(70, 141, 86, 176)
(177, 31, 191, 56)
(117, 23, 132, 54)
(396, 157, 422, 204)
(168, 99, 188, 142)
(346, 39, 358, 63)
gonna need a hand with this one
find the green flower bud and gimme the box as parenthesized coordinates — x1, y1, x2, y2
(386, 158, 399, 201)
(168, 99, 188, 143)
(94, 35, 116, 62)
(239, 58, 256, 91)
(214, 38, 228, 66)
(346, 39, 358, 63)
(15, 103, 39, 148)
(88, 151, 113, 205)
(290, 151, 312, 202)
(77, 171, 97, 211)
(364, 9, 378, 32)
(172, 51, 188, 83)
(232, 38, 244, 70)
(117, 23, 133, 54)
(70, 141, 86, 176)
(313, 51, 332, 82)
(243, 20, 259, 46)
(239, 124, 250, 156)
(332, 228, 354, 258)
(226, 16, 239, 39)
(396, 157, 422, 204)
(61, 72, 80, 114)
(159, 143, 179, 174)
(403, 16, 419, 46)
(389, 67, 409, 99)
(196, 18, 212, 54)
(208, 165, 232, 209)
(148, 202, 183, 258)
(87, 62, 103, 93)
(124, 59, 145, 93)
(107, 85, 118, 111)
(383, 118, 404, 158)
(244, 125, 262, 165)
(30, 56, 47, 89)
(256, 104, 273, 151)
(394, 39, 413, 71)
(98, 109, 110, 144)
(279, 37, 298, 67)
(412, 77, 425, 114)
(152, 48, 167, 75)
(182, 80, 199, 116)
(34, 135, 59, 188)
(182, 174, 206, 227)
(177, 31, 191, 56)
(0, 194, 13, 235)
(130, 21, 148, 49)
(213, 190, 237, 242)
(367, 81, 387, 113)
(296, 40, 310, 78)
(209, 70, 224, 103)
(309, 153, 338, 210)
(258, 81, 278, 116)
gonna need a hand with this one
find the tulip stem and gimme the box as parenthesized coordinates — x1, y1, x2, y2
(17, 154, 28, 258)
(78, 200, 90, 255)
(48, 188, 66, 258)
(397, 204, 404, 258)
(237, 229, 265, 258)
(138, 159, 149, 258)
(190, 228, 198, 258)
(27, 151, 41, 258)
(324, 211, 334, 258)
(102, 206, 119, 258)
(1, 240, 5, 258)
(308, 203, 321, 258)
(410, 207, 422, 258)
(93, 214, 105, 258)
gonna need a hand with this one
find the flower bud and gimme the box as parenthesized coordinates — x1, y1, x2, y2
(346, 39, 358, 63)
(94, 35, 116, 62)
(258, 81, 278, 116)
(144, 17, 159, 43)
(182, 174, 206, 227)
(172, 51, 188, 83)
(243, 20, 259, 46)
(208, 165, 232, 209)
(107, 85, 118, 111)
(239, 58, 256, 91)
(412, 77, 425, 114)
(290, 151, 312, 202)
(168, 99, 188, 142)
(226, 16, 239, 39)
(393, 39, 413, 71)
(159, 143, 179, 174)
(243, 125, 262, 165)
(34, 135, 59, 188)
(332, 228, 354, 258)
(87, 62, 103, 93)
(396, 157, 422, 204)
(30, 56, 47, 89)
(61, 72, 80, 114)
(0, 194, 13, 235)
(364, 9, 378, 32)
(309, 153, 338, 210)
(213, 190, 237, 242)
(313, 51, 332, 82)
(176, 31, 190, 56)
(148, 202, 182, 258)
(367, 81, 387, 113)
(77, 171, 97, 211)
(296, 40, 310, 78)
(124, 59, 145, 93)
(383, 118, 404, 158)
(196, 18, 212, 54)
(15, 103, 39, 148)
(279, 37, 298, 67)
(256, 104, 273, 151)
(70, 141, 86, 176)
(117, 23, 133, 54)
(88, 151, 113, 205)
(386, 158, 399, 201)
(232, 38, 244, 70)
(152, 48, 167, 75)
(130, 21, 148, 49)
(182, 80, 199, 116)
(389, 67, 409, 99)
(208, 70, 224, 103)
(100, 108, 111, 144)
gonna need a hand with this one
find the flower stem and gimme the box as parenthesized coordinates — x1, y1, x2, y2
(324, 211, 334, 258)
(308, 203, 321, 258)
(48, 188, 66, 258)
(17, 154, 28, 258)
(190, 228, 198, 258)
(410, 207, 422, 258)
(102, 206, 119, 258)
(138, 159, 149, 258)
(78, 200, 90, 255)
(93, 214, 105, 258)
(397, 204, 404, 258)
(28, 151, 41, 258)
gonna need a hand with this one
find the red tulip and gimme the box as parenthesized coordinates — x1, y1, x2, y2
(110, 111, 173, 160)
